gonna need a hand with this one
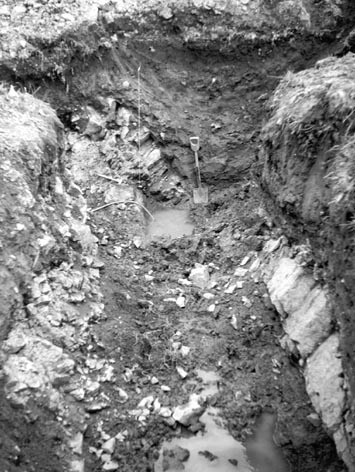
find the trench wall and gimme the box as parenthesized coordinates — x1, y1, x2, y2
(260, 53, 355, 471)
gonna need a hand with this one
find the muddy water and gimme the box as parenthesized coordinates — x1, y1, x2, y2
(155, 370, 253, 472)
(246, 413, 289, 472)
(156, 371, 289, 472)
(147, 208, 194, 240)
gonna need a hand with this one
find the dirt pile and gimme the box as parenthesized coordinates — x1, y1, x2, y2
(0, 84, 64, 339)
(0, 0, 350, 80)
(260, 52, 355, 469)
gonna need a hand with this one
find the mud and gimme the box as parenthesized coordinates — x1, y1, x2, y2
(0, 1, 354, 472)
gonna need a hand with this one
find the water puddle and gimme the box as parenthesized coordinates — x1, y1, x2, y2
(147, 208, 194, 241)
(155, 370, 253, 472)
(246, 412, 289, 472)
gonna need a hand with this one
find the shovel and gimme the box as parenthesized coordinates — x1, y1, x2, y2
(190, 136, 209, 204)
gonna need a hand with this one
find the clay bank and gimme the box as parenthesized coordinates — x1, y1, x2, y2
(1, 0, 355, 471)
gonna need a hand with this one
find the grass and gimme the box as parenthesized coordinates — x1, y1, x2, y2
(263, 54, 355, 142)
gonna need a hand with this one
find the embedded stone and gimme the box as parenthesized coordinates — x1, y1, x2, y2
(284, 286, 332, 358)
(267, 257, 316, 317)
(305, 334, 345, 433)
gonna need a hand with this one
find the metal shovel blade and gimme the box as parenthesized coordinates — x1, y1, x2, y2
(193, 186, 209, 204)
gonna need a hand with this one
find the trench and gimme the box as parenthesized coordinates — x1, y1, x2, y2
(61, 35, 343, 472)
(1, 8, 350, 472)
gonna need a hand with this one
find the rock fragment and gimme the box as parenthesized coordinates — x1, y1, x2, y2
(172, 394, 205, 426)
(102, 460, 119, 471)
(102, 438, 116, 455)
(176, 295, 186, 308)
(176, 366, 188, 379)
(230, 313, 238, 330)
(189, 264, 210, 289)
(234, 268, 248, 277)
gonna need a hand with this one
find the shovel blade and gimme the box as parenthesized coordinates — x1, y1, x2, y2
(193, 187, 209, 204)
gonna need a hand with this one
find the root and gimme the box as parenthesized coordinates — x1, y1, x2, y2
(90, 200, 154, 220)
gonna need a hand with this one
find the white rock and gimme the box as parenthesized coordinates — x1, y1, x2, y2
(284, 287, 332, 358)
(249, 258, 261, 272)
(101, 453, 111, 463)
(3, 329, 27, 354)
(178, 278, 192, 286)
(240, 256, 250, 266)
(13, 5, 27, 15)
(164, 297, 176, 303)
(307, 413, 321, 427)
(180, 346, 190, 357)
(138, 396, 154, 409)
(267, 258, 316, 317)
(234, 268, 248, 277)
(207, 304, 216, 312)
(102, 438, 116, 455)
(171, 341, 181, 352)
(116, 106, 131, 126)
(224, 283, 237, 294)
(242, 296, 252, 308)
(172, 394, 205, 426)
(71, 388, 85, 401)
(230, 314, 238, 330)
(305, 334, 345, 433)
(70, 460, 85, 472)
(176, 295, 186, 308)
(85, 381, 100, 394)
(189, 264, 210, 289)
(203, 292, 215, 299)
(138, 414, 148, 423)
(264, 237, 282, 253)
(145, 148, 162, 170)
(62, 12, 75, 22)
(158, 6, 173, 19)
(37, 234, 55, 248)
(115, 432, 127, 442)
(161, 385, 171, 392)
(133, 236, 142, 248)
(176, 366, 188, 379)
(102, 460, 119, 471)
(159, 407, 172, 418)
(0, 5, 11, 15)
(117, 388, 128, 403)
(151, 376, 159, 385)
(153, 398, 161, 412)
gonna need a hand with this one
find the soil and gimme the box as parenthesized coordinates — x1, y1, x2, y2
(0, 1, 354, 471)
(81, 184, 342, 472)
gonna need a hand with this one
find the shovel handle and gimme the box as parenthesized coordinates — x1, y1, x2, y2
(195, 151, 202, 187)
